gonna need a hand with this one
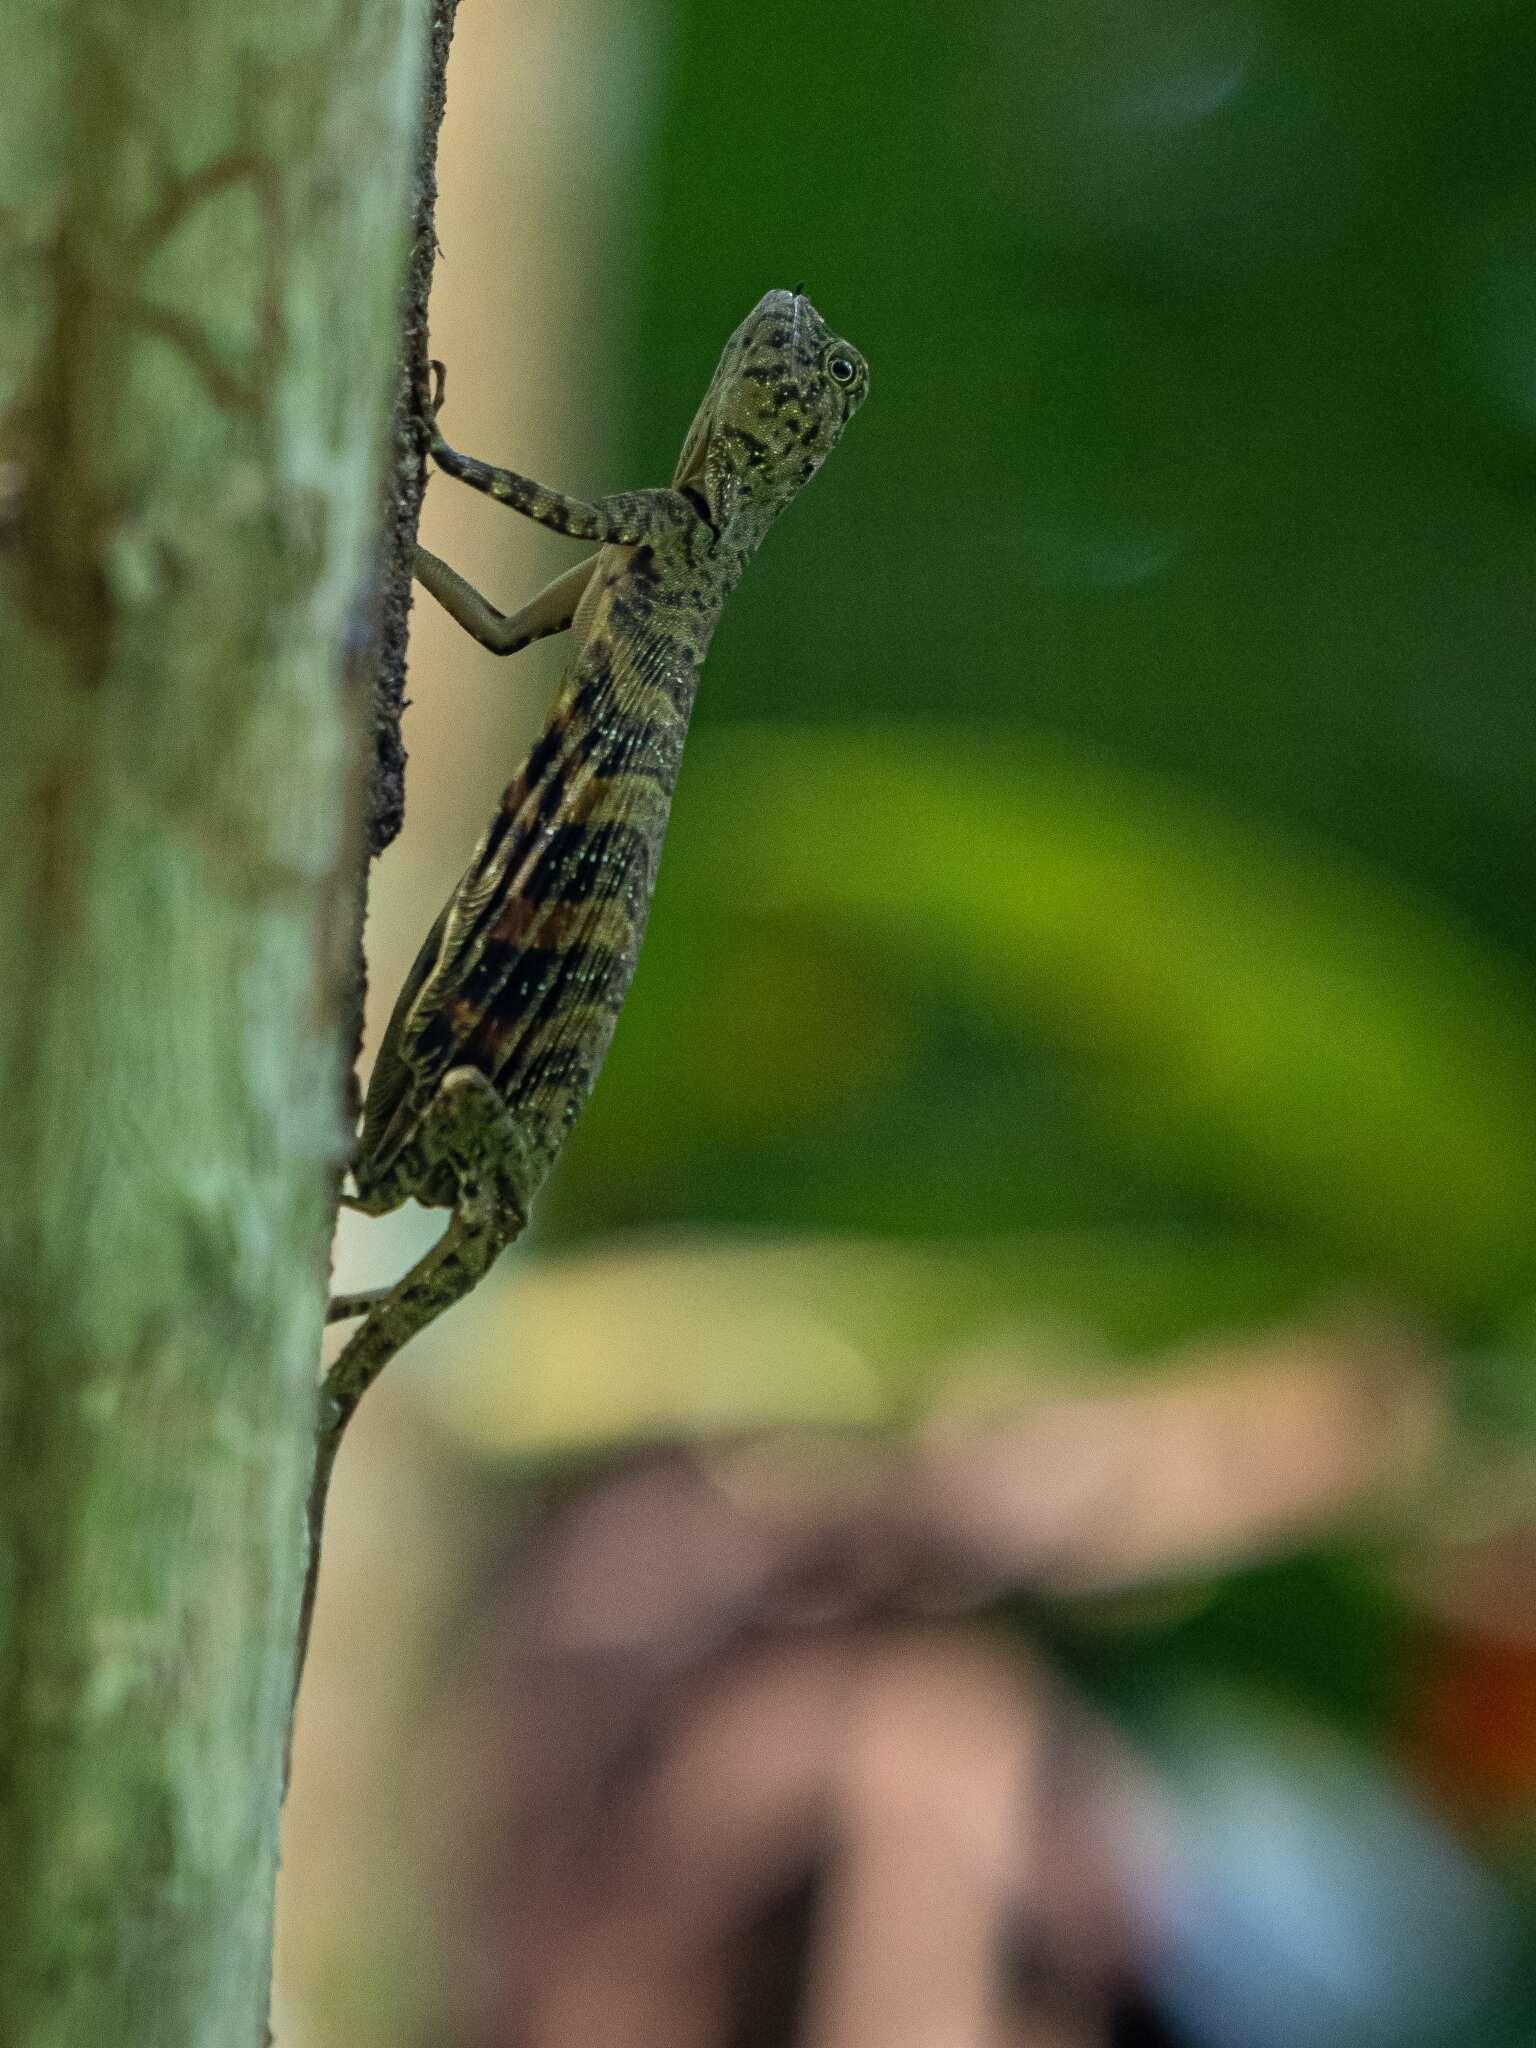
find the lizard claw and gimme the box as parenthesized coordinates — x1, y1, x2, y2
(325, 1288, 389, 1325)
(411, 357, 447, 447)
(414, 357, 446, 416)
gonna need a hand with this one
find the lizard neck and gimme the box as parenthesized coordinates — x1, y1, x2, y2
(716, 499, 781, 571)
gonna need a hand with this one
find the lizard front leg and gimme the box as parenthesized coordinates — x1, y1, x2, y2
(414, 548, 600, 657)
(416, 358, 700, 547)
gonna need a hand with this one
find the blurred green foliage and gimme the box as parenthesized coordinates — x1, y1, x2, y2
(426, 12, 1536, 2034)
(541, 0, 1536, 1358)
(570, 729, 1536, 1321)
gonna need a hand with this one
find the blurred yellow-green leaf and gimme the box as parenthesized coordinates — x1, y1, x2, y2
(429, 1225, 1352, 1455)
(558, 728, 1536, 1321)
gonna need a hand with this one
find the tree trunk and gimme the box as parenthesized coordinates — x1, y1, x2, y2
(0, 4, 428, 2043)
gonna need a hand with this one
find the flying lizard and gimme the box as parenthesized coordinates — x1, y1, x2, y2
(322, 289, 868, 1465)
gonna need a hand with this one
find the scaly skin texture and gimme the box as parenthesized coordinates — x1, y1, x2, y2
(357, 292, 867, 1223)
(305, 293, 867, 1651)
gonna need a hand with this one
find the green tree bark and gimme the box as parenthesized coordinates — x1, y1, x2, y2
(0, 3, 429, 2042)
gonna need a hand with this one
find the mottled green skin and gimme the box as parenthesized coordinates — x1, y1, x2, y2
(326, 291, 867, 1420)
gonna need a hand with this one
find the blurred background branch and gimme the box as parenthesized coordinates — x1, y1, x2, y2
(420, 1325, 1498, 2048)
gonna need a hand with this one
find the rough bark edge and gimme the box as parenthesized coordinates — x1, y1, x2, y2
(294, 0, 460, 1732)
(332, 0, 459, 1133)
(371, 0, 460, 861)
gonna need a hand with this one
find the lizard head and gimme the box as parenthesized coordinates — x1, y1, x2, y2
(674, 289, 868, 539)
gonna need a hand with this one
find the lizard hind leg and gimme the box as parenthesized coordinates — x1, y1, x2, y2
(323, 1066, 538, 1358)
(309, 1068, 538, 1630)
(301, 1072, 537, 1708)
(417, 1064, 540, 1230)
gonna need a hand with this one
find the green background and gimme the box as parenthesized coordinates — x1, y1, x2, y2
(546, 0, 1536, 1349)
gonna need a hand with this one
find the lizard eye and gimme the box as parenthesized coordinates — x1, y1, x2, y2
(826, 351, 857, 385)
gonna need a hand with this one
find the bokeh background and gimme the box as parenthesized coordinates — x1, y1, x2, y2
(280, 1, 1536, 2042)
